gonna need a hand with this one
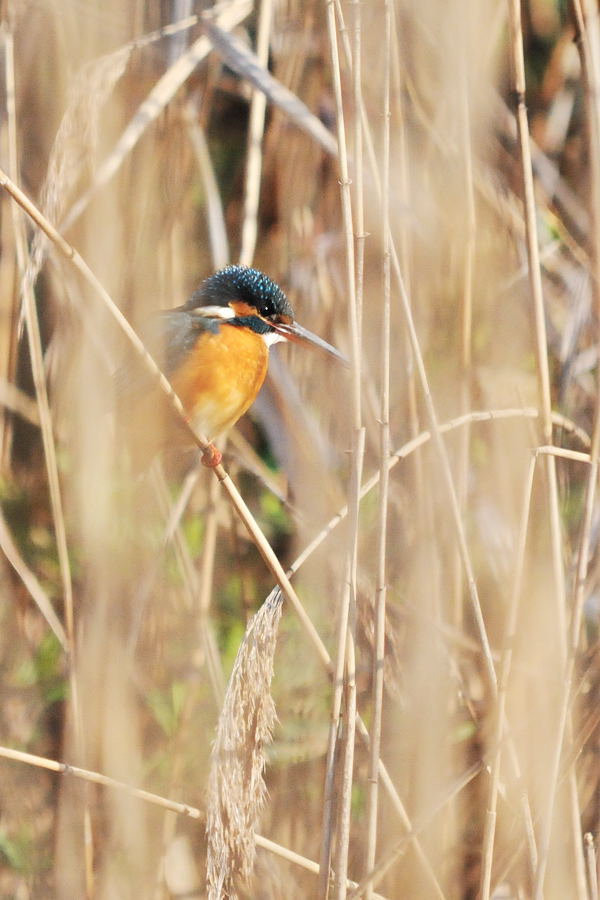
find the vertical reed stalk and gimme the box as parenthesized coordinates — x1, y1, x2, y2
(239, 0, 273, 266)
(364, 1, 392, 894)
(2, 28, 95, 897)
(531, 3, 600, 895)
(507, 0, 567, 641)
(321, 0, 363, 896)
(389, 241, 497, 695)
(479, 454, 537, 900)
(453, 45, 476, 629)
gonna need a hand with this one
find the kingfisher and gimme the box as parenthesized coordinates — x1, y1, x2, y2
(120, 265, 345, 467)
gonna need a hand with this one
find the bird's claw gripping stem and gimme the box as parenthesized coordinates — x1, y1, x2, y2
(201, 442, 223, 468)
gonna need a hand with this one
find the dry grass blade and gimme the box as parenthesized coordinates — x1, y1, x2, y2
(206, 587, 283, 899)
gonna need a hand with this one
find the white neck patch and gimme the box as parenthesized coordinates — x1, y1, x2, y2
(262, 331, 286, 347)
(192, 306, 236, 320)
(193, 306, 286, 347)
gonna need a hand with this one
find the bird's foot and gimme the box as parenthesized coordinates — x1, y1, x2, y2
(201, 442, 223, 468)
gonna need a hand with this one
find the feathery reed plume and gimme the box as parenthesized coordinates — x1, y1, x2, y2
(206, 587, 283, 899)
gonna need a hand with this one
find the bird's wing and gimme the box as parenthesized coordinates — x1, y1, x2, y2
(114, 308, 221, 398)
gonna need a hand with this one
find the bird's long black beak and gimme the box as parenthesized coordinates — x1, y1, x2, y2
(273, 320, 349, 367)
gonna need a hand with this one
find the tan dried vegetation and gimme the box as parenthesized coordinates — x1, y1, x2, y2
(0, 1, 598, 898)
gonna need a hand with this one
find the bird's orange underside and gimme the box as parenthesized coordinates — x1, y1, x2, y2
(169, 323, 269, 439)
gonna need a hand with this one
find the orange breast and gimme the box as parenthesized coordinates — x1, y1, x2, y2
(169, 324, 269, 439)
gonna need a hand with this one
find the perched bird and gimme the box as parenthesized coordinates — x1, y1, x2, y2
(119, 265, 345, 467)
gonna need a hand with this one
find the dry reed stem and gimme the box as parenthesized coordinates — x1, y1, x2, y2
(453, 37, 477, 630)
(334, 630, 358, 900)
(353, 715, 447, 900)
(184, 103, 230, 269)
(0, 168, 336, 682)
(507, 0, 568, 682)
(206, 587, 283, 899)
(479, 454, 537, 900)
(60, 1, 253, 234)
(0, 24, 21, 469)
(479, 433, 594, 894)
(390, 241, 497, 694)
(0, 506, 67, 648)
(204, 16, 337, 157)
(254, 835, 391, 900)
(148, 466, 225, 710)
(351, 0, 365, 348)
(318, 582, 350, 898)
(514, 0, 571, 571)
(5, 15, 598, 892)
(529, 4, 600, 897)
(239, 0, 272, 266)
(18, 287, 74, 652)
(197, 473, 227, 704)
(585, 833, 599, 900)
(3, 151, 427, 879)
(0, 745, 391, 898)
(126, 465, 204, 653)
(288, 407, 590, 591)
(3, 31, 95, 891)
(3, 53, 74, 651)
(364, 1, 392, 894)
(35, 45, 132, 243)
(347, 762, 482, 900)
(323, 3, 363, 896)
(0, 745, 202, 819)
(336, 11, 497, 694)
